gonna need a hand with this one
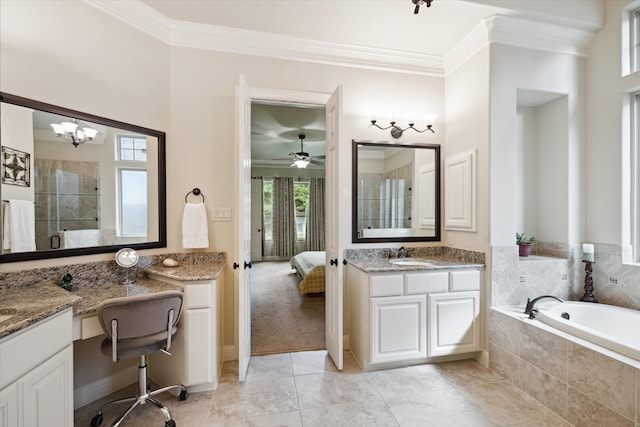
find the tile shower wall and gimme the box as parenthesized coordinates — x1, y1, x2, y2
(489, 308, 640, 426)
(34, 159, 100, 250)
(491, 243, 640, 309)
(356, 164, 412, 235)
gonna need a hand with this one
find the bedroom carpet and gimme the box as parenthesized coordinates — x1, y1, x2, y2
(251, 261, 325, 355)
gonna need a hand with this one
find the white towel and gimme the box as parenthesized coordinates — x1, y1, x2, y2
(182, 202, 209, 249)
(3, 199, 36, 253)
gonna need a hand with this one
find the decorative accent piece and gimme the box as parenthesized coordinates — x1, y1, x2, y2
(582, 243, 594, 262)
(59, 273, 75, 291)
(162, 258, 179, 267)
(50, 118, 98, 147)
(516, 232, 536, 257)
(369, 119, 435, 139)
(1, 146, 30, 187)
(411, 0, 433, 14)
(580, 260, 598, 303)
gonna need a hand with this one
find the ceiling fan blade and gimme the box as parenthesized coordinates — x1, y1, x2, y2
(310, 159, 325, 166)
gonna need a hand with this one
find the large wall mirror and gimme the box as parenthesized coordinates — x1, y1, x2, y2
(352, 140, 440, 243)
(0, 92, 166, 263)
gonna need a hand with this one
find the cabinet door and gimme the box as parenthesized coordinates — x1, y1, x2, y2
(185, 308, 213, 385)
(21, 345, 73, 427)
(371, 295, 427, 364)
(428, 291, 480, 357)
(0, 383, 17, 427)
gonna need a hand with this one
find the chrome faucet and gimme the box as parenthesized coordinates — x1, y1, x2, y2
(397, 247, 408, 258)
(524, 295, 564, 319)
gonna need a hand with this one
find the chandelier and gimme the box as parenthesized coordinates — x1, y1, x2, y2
(50, 119, 99, 147)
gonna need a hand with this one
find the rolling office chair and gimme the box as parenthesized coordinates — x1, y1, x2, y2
(90, 291, 187, 427)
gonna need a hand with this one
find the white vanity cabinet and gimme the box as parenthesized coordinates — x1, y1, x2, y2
(348, 266, 481, 370)
(0, 309, 74, 427)
(148, 276, 222, 392)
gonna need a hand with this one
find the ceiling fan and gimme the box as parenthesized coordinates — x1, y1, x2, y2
(289, 133, 324, 169)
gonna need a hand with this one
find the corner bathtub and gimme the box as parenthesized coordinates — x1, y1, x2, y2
(535, 301, 640, 361)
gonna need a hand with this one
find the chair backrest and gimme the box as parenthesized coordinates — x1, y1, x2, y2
(96, 291, 183, 361)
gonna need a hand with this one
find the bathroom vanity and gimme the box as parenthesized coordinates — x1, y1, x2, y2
(347, 251, 483, 370)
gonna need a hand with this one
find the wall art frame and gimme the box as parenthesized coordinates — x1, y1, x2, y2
(1, 146, 31, 187)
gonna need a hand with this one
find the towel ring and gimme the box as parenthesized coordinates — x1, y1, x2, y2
(185, 187, 205, 203)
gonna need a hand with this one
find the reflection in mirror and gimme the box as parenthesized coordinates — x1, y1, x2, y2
(352, 140, 440, 243)
(0, 93, 166, 263)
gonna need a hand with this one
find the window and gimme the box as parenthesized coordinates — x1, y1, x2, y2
(261, 179, 310, 242)
(633, 9, 640, 73)
(631, 92, 640, 262)
(294, 181, 310, 241)
(118, 135, 147, 162)
(118, 168, 147, 236)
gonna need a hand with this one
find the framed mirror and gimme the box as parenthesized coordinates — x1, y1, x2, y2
(352, 140, 440, 243)
(0, 92, 166, 263)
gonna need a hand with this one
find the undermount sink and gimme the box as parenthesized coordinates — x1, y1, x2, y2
(388, 258, 434, 267)
(0, 309, 17, 323)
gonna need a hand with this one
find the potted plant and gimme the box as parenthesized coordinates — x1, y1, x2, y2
(516, 232, 536, 257)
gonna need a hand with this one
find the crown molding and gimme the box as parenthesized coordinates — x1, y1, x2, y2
(485, 14, 593, 58)
(84, 2, 594, 78)
(169, 20, 444, 76)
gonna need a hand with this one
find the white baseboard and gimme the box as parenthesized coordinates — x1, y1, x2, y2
(74, 365, 138, 410)
(343, 334, 350, 350)
(223, 344, 237, 361)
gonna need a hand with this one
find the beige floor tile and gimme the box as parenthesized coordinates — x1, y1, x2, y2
(300, 400, 399, 427)
(294, 371, 381, 409)
(243, 411, 303, 426)
(291, 350, 337, 375)
(370, 363, 456, 404)
(435, 359, 504, 387)
(387, 388, 497, 427)
(207, 376, 298, 423)
(218, 359, 239, 384)
(459, 380, 562, 426)
(244, 352, 293, 382)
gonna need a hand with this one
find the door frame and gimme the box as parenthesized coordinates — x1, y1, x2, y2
(234, 86, 333, 366)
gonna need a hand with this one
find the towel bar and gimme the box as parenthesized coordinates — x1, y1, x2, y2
(185, 188, 205, 203)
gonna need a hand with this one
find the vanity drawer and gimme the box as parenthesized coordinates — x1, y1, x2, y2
(405, 272, 449, 294)
(369, 274, 403, 297)
(185, 283, 212, 309)
(450, 270, 480, 291)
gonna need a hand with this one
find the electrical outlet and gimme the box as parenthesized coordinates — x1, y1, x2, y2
(561, 273, 568, 281)
(519, 275, 526, 284)
(609, 276, 618, 285)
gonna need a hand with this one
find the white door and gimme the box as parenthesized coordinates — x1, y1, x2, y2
(250, 179, 263, 261)
(325, 85, 344, 370)
(235, 74, 252, 381)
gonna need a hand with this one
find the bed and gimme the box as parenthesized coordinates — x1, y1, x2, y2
(290, 251, 326, 295)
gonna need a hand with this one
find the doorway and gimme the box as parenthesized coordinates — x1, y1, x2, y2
(249, 101, 327, 355)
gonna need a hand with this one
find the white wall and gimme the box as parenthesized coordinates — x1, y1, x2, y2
(0, 103, 34, 201)
(490, 44, 586, 247)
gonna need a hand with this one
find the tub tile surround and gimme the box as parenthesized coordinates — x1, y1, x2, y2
(492, 243, 640, 309)
(489, 308, 639, 426)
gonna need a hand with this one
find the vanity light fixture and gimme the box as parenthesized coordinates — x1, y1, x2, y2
(369, 119, 435, 139)
(50, 118, 99, 147)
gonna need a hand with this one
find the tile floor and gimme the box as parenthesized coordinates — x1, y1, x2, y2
(74, 350, 570, 426)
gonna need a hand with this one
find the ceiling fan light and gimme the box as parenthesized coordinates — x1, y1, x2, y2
(293, 158, 310, 169)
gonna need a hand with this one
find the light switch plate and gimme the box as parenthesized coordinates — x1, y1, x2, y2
(211, 207, 231, 221)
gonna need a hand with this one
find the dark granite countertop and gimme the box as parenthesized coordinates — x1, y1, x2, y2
(347, 256, 484, 273)
(0, 261, 226, 340)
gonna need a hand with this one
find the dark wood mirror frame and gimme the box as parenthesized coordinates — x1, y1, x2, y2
(0, 92, 167, 263)
(352, 140, 441, 243)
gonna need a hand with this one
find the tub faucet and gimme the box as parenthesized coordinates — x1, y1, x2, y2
(524, 295, 564, 319)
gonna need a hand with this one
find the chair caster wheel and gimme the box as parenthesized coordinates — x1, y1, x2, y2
(165, 420, 176, 427)
(179, 387, 187, 401)
(90, 411, 103, 427)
